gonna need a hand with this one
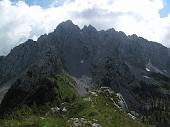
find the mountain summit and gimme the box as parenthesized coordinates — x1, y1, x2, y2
(0, 20, 170, 126)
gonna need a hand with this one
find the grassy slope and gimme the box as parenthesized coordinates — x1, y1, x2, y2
(48, 73, 78, 104)
(67, 93, 145, 127)
(0, 73, 146, 127)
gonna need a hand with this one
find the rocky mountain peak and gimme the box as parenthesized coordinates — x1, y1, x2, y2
(0, 20, 170, 126)
(55, 20, 80, 32)
(82, 24, 97, 33)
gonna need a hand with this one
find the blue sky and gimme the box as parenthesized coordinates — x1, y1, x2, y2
(159, 0, 170, 17)
(24, 0, 54, 7)
(11, 0, 65, 8)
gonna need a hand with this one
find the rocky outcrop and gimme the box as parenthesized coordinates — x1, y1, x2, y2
(0, 21, 169, 88)
(0, 20, 170, 126)
(68, 118, 101, 127)
(0, 56, 4, 62)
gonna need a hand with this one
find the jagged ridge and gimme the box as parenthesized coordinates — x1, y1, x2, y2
(0, 20, 170, 126)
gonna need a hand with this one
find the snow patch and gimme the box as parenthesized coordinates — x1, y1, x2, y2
(80, 60, 84, 64)
(143, 75, 150, 79)
(146, 68, 150, 72)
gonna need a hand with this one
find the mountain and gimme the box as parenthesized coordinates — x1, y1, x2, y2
(0, 73, 145, 127)
(0, 20, 170, 126)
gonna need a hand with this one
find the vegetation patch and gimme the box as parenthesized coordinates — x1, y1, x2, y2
(0, 73, 146, 127)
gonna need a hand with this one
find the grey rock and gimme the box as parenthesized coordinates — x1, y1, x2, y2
(92, 123, 101, 127)
(0, 20, 170, 124)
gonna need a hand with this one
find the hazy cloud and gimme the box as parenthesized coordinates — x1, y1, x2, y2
(0, 0, 170, 55)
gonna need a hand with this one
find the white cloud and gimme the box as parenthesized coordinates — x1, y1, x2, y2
(0, 0, 170, 55)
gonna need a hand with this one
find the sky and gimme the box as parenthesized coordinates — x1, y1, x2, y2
(0, 0, 170, 55)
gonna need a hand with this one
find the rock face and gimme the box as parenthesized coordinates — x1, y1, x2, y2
(0, 56, 4, 62)
(0, 20, 170, 125)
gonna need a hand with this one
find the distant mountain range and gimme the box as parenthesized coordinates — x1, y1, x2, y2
(0, 20, 170, 126)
